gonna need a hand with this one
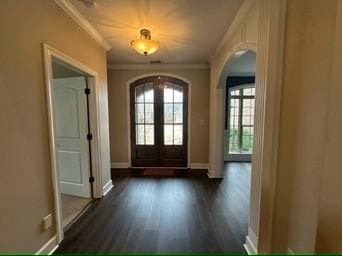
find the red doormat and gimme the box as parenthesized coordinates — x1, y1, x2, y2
(143, 169, 175, 177)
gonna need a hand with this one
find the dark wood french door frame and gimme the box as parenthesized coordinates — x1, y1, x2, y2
(130, 76, 188, 167)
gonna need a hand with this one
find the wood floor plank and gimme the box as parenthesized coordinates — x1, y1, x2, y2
(56, 163, 251, 253)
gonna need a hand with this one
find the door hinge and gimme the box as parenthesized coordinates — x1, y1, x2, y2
(89, 176, 95, 183)
(84, 88, 90, 95)
(87, 133, 93, 140)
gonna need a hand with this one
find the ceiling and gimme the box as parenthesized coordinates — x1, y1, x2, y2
(70, 0, 243, 64)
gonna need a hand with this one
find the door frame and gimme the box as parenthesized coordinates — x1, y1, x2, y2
(224, 83, 255, 162)
(126, 73, 191, 168)
(208, 0, 287, 253)
(42, 43, 103, 243)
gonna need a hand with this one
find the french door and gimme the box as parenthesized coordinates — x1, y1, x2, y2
(130, 76, 188, 167)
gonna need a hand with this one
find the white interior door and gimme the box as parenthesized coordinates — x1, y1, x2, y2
(52, 77, 91, 198)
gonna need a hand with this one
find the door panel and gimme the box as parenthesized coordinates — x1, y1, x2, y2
(131, 76, 188, 167)
(53, 77, 91, 198)
(58, 151, 82, 183)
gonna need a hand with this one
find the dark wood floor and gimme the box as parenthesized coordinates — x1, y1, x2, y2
(56, 163, 251, 253)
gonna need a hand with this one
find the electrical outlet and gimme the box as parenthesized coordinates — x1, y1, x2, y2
(43, 214, 52, 230)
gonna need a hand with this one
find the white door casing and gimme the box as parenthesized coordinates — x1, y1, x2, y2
(52, 77, 91, 198)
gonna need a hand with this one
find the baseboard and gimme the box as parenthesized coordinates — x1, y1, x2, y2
(244, 234, 257, 255)
(287, 248, 294, 255)
(102, 179, 113, 196)
(111, 162, 129, 168)
(207, 169, 223, 178)
(35, 235, 58, 255)
(190, 163, 209, 169)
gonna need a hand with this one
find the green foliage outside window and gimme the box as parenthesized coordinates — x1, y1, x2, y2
(228, 128, 253, 153)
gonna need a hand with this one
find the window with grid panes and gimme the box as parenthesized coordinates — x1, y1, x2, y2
(228, 86, 255, 154)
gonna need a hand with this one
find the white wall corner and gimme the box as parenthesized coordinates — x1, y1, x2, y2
(111, 162, 130, 169)
(35, 235, 58, 255)
(102, 179, 113, 196)
(54, 0, 111, 51)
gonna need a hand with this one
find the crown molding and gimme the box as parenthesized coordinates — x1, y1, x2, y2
(54, 0, 111, 51)
(209, 0, 255, 62)
(108, 63, 210, 70)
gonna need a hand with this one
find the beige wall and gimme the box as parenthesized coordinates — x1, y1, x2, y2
(315, 0, 342, 252)
(108, 68, 210, 165)
(271, 0, 337, 252)
(0, 0, 110, 252)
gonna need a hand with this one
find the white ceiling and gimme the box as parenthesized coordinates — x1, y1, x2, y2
(70, 0, 243, 64)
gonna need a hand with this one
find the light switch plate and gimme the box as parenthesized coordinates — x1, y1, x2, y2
(43, 214, 52, 230)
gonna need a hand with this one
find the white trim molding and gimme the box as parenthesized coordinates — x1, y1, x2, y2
(54, 0, 111, 51)
(207, 172, 223, 179)
(102, 180, 113, 196)
(208, 0, 287, 253)
(244, 227, 258, 255)
(287, 248, 295, 255)
(111, 162, 130, 169)
(109, 63, 210, 70)
(209, 0, 256, 62)
(35, 235, 58, 255)
(244, 235, 258, 255)
(43, 43, 104, 243)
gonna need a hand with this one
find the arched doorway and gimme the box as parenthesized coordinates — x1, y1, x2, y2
(129, 76, 189, 167)
(224, 50, 256, 162)
(221, 49, 257, 248)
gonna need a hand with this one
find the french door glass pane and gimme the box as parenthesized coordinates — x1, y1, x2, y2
(144, 83, 154, 102)
(242, 126, 253, 153)
(145, 103, 154, 123)
(174, 103, 183, 123)
(174, 85, 183, 102)
(164, 125, 173, 145)
(135, 103, 144, 123)
(135, 83, 154, 145)
(174, 125, 183, 145)
(145, 125, 154, 145)
(135, 85, 144, 102)
(164, 82, 173, 102)
(163, 83, 184, 145)
(229, 96, 240, 154)
(164, 103, 173, 124)
(136, 124, 145, 145)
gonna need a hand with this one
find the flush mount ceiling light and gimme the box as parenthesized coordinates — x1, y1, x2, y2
(130, 29, 159, 56)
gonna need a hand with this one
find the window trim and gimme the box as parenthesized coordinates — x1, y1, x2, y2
(225, 83, 255, 162)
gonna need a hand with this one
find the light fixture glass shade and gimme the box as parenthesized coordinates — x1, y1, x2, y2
(130, 29, 159, 56)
